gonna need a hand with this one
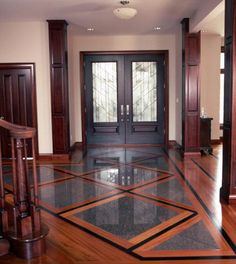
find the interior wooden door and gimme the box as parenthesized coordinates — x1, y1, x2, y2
(0, 63, 37, 158)
(84, 53, 167, 145)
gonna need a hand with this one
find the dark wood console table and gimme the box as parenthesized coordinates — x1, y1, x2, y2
(200, 117, 213, 154)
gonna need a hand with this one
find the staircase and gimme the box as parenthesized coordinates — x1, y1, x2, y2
(0, 119, 48, 258)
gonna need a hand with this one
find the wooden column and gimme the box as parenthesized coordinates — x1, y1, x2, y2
(48, 20, 70, 154)
(181, 18, 201, 157)
(221, 0, 236, 203)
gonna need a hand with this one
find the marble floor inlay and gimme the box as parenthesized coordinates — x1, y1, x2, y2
(3, 165, 73, 191)
(38, 177, 120, 213)
(3, 146, 236, 260)
(153, 221, 219, 251)
(81, 165, 168, 190)
(133, 177, 193, 207)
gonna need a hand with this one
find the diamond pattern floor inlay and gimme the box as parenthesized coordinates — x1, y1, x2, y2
(153, 221, 219, 251)
(3, 146, 236, 260)
(80, 165, 168, 190)
(133, 177, 193, 207)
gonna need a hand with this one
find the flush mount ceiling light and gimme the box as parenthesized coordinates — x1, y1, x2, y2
(113, 1, 137, 20)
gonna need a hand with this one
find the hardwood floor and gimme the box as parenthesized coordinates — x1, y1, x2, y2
(2, 144, 236, 264)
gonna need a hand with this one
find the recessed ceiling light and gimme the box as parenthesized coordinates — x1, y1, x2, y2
(87, 27, 95, 32)
(154, 26, 161, 31)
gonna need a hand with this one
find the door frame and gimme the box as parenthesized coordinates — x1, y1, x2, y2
(0, 63, 38, 156)
(80, 50, 169, 147)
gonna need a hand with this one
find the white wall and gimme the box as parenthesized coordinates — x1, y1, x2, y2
(0, 21, 52, 154)
(200, 33, 221, 140)
(68, 32, 177, 143)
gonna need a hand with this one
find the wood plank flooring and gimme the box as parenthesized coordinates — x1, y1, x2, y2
(2, 144, 236, 264)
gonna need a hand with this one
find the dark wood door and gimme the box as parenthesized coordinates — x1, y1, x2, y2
(84, 53, 166, 145)
(0, 63, 37, 158)
(85, 55, 125, 144)
(124, 54, 165, 144)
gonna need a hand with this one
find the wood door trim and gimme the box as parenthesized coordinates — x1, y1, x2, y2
(0, 63, 38, 156)
(80, 50, 169, 147)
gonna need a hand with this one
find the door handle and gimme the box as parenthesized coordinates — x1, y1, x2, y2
(120, 105, 124, 122)
(121, 105, 124, 116)
(126, 105, 130, 115)
(126, 105, 130, 122)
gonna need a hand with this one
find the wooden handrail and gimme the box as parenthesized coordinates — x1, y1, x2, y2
(0, 119, 48, 259)
(0, 118, 35, 131)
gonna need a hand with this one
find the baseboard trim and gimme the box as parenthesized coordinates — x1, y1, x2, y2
(211, 139, 222, 145)
(88, 143, 164, 148)
(70, 142, 83, 151)
(70, 141, 180, 149)
(168, 140, 177, 148)
(183, 151, 201, 160)
(38, 154, 69, 161)
(228, 195, 236, 204)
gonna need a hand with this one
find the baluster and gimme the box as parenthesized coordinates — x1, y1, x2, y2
(0, 139, 8, 233)
(0, 119, 48, 259)
(11, 137, 18, 234)
(31, 136, 40, 232)
(0, 132, 10, 256)
(23, 139, 31, 206)
(15, 138, 32, 237)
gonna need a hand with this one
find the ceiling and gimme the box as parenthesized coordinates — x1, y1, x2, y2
(0, 0, 223, 35)
(192, 0, 224, 36)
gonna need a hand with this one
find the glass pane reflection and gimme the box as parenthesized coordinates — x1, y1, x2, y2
(92, 62, 117, 123)
(132, 62, 157, 122)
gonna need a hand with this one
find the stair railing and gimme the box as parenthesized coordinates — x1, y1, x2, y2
(0, 119, 48, 259)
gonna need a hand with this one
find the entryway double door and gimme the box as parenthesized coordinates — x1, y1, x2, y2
(84, 53, 166, 145)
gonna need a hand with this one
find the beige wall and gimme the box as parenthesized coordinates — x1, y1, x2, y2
(175, 26, 182, 145)
(68, 32, 177, 143)
(200, 33, 221, 140)
(0, 21, 179, 152)
(0, 21, 52, 154)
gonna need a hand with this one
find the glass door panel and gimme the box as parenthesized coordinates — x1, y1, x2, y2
(132, 61, 157, 122)
(125, 55, 165, 144)
(85, 55, 125, 144)
(92, 62, 118, 123)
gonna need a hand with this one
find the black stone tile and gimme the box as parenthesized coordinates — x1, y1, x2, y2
(141, 178, 192, 206)
(134, 147, 165, 156)
(135, 156, 170, 172)
(3, 166, 71, 187)
(93, 149, 155, 164)
(55, 158, 113, 174)
(86, 165, 162, 187)
(39, 178, 116, 209)
(153, 221, 219, 250)
(74, 196, 179, 240)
